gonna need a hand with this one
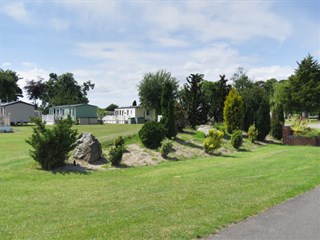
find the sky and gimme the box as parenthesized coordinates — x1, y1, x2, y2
(1, 0, 319, 108)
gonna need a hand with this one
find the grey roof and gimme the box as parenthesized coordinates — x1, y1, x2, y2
(115, 106, 141, 110)
(50, 103, 97, 108)
(0, 100, 34, 107)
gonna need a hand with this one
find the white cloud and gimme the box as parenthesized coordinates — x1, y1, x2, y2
(50, 18, 69, 31)
(2, 2, 30, 22)
(15, 63, 50, 104)
(141, 1, 292, 43)
(1, 62, 12, 68)
(248, 65, 294, 80)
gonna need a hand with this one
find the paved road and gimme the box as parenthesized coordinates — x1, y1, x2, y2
(207, 186, 320, 240)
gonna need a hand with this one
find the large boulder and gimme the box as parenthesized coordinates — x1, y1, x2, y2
(73, 132, 102, 163)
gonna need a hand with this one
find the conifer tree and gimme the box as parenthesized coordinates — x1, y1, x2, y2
(223, 88, 244, 133)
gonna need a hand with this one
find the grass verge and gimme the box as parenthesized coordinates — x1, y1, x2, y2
(0, 124, 319, 239)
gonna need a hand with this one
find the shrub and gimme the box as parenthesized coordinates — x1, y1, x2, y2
(26, 116, 78, 170)
(291, 115, 310, 135)
(248, 124, 258, 143)
(159, 138, 173, 158)
(114, 136, 125, 148)
(231, 130, 243, 150)
(139, 121, 166, 149)
(223, 88, 244, 133)
(204, 129, 224, 154)
(174, 102, 188, 132)
(108, 146, 124, 166)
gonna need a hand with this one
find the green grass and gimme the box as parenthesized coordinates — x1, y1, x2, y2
(0, 125, 320, 239)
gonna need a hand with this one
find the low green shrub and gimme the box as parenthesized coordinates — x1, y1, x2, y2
(108, 146, 124, 166)
(26, 116, 78, 170)
(231, 130, 243, 150)
(203, 129, 224, 154)
(139, 121, 166, 149)
(114, 136, 125, 148)
(159, 138, 173, 158)
(248, 124, 258, 143)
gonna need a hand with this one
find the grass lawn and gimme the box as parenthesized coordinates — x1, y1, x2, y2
(1, 125, 320, 239)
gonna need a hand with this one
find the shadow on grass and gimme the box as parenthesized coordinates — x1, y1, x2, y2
(50, 157, 109, 175)
(220, 154, 238, 158)
(164, 156, 179, 161)
(180, 130, 196, 135)
(238, 148, 251, 152)
(50, 164, 92, 175)
(175, 137, 203, 150)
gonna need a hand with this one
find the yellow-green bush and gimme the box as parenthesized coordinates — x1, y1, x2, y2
(204, 129, 224, 154)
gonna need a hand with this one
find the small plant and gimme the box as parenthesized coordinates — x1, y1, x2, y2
(291, 115, 310, 135)
(114, 136, 125, 148)
(203, 129, 224, 154)
(108, 146, 124, 166)
(231, 130, 243, 150)
(139, 121, 166, 149)
(248, 124, 258, 143)
(159, 138, 173, 158)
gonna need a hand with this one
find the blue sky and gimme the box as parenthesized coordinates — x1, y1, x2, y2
(1, 0, 319, 108)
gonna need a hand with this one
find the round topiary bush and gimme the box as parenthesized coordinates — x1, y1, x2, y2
(139, 121, 166, 149)
(231, 130, 243, 150)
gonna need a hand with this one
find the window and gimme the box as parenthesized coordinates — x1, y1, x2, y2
(146, 110, 150, 116)
(127, 110, 129, 115)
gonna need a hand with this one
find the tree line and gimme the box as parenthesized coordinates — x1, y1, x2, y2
(137, 54, 320, 140)
(1, 53, 319, 133)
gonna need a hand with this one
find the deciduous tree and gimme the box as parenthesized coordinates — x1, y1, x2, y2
(0, 69, 23, 102)
(138, 70, 178, 116)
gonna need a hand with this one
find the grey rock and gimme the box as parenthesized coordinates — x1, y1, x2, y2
(73, 132, 102, 163)
(197, 125, 213, 136)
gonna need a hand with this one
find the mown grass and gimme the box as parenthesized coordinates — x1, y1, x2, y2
(0, 125, 320, 239)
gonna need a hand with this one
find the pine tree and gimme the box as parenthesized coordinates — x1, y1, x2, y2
(182, 73, 208, 129)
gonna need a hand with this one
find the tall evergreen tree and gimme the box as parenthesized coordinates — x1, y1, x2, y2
(255, 96, 271, 141)
(288, 54, 320, 116)
(223, 88, 244, 133)
(181, 73, 208, 129)
(270, 104, 284, 140)
(161, 81, 177, 138)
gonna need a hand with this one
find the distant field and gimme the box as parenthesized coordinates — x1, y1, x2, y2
(0, 124, 320, 239)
